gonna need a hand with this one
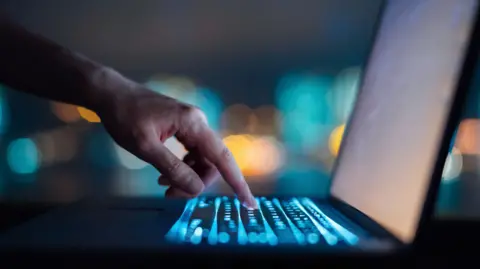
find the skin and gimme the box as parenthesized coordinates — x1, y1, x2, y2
(0, 17, 258, 209)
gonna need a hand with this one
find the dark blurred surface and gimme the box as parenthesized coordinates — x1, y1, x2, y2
(0, 0, 479, 222)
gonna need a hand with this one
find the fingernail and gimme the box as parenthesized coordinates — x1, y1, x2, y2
(242, 196, 258, 210)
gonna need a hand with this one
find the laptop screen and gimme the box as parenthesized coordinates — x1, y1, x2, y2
(330, 0, 478, 243)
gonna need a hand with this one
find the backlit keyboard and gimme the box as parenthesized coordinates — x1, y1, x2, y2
(166, 196, 359, 246)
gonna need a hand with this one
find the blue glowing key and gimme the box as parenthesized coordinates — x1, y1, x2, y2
(248, 232, 258, 243)
(207, 197, 222, 245)
(191, 227, 203, 245)
(218, 232, 230, 244)
(234, 199, 249, 245)
(307, 233, 320, 244)
(258, 233, 267, 244)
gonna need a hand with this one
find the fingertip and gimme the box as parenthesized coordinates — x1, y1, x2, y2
(241, 195, 258, 210)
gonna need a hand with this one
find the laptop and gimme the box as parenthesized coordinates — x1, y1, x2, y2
(0, 0, 479, 254)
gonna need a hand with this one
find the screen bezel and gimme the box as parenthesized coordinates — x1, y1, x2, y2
(327, 0, 480, 245)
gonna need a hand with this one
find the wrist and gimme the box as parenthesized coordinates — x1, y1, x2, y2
(84, 65, 134, 115)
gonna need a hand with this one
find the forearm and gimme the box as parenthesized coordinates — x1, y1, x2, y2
(0, 18, 121, 112)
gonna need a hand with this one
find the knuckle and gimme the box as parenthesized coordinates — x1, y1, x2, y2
(133, 131, 152, 153)
(166, 158, 183, 177)
(220, 146, 233, 161)
(181, 105, 207, 124)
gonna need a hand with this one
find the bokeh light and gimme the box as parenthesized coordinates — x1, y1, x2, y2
(254, 105, 282, 136)
(186, 87, 224, 131)
(221, 104, 254, 136)
(329, 67, 362, 123)
(164, 137, 188, 159)
(114, 144, 149, 170)
(7, 138, 40, 175)
(114, 137, 187, 170)
(51, 102, 81, 123)
(276, 73, 334, 155)
(455, 119, 480, 155)
(33, 127, 79, 166)
(77, 107, 101, 123)
(223, 134, 285, 177)
(146, 76, 223, 131)
(0, 85, 10, 134)
(329, 124, 346, 157)
(113, 166, 167, 197)
(442, 147, 463, 182)
(88, 132, 118, 168)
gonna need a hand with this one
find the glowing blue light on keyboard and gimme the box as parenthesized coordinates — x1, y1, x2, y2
(256, 198, 278, 246)
(292, 198, 338, 246)
(218, 232, 230, 243)
(165, 197, 199, 243)
(258, 233, 267, 243)
(191, 227, 203, 245)
(273, 198, 306, 245)
(301, 198, 359, 245)
(307, 233, 320, 244)
(207, 197, 222, 245)
(190, 219, 202, 228)
(234, 198, 249, 245)
(248, 232, 258, 243)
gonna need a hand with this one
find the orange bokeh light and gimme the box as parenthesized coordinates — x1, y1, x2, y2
(51, 102, 81, 123)
(223, 134, 284, 178)
(77, 107, 101, 123)
(455, 119, 480, 155)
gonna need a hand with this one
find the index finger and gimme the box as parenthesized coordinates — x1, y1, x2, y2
(194, 126, 257, 209)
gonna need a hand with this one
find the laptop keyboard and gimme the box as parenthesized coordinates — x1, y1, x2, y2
(166, 196, 359, 246)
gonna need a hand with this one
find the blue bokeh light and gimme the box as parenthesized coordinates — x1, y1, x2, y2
(7, 138, 40, 175)
(0, 85, 10, 134)
(187, 87, 224, 131)
(145, 80, 223, 131)
(276, 74, 334, 153)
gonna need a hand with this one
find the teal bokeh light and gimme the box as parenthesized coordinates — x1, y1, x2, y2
(276, 74, 334, 153)
(185, 87, 223, 131)
(0, 84, 10, 134)
(7, 138, 40, 174)
(145, 79, 224, 132)
(329, 67, 362, 124)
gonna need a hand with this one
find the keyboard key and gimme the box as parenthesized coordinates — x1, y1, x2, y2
(165, 196, 358, 247)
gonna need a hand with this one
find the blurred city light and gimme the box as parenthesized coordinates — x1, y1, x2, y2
(113, 166, 167, 197)
(164, 137, 188, 159)
(114, 144, 149, 170)
(7, 138, 40, 175)
(114, 137, 186, 170)
(33, 126, 79, 167)
(276, 73, 334, 155)
(329, 124, 346, 157)
(254, 105, 282, 136)
(221, 104, 255, 136)
(329, 67, 362, 124)
(146, 75, 223, 131)
(87, 132, 118, 168)
(77, 107, 101, 123)
(223, 134, 285, 177)
(51, 102, 81, 123)
(0, 85, 10, 134)
(442, 147, 463, 182)
(186, 87, 224, 131)
(455, 119, 479, 155)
